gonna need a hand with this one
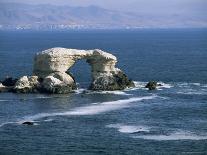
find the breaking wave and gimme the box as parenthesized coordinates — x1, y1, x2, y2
(74, 88, 131, 95)
(0, 95, 157, 127)
(106, 124, 150, 133)
(133, 131, 207, 141)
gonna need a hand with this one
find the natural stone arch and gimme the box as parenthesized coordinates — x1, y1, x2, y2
(32, 48, 134, 93)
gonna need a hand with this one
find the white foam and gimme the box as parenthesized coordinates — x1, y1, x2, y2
(157, 82, 173, 89)
(202, 84, 207, 88)
(64, 96, 156, 116)
(107, 124, 150, 133)
(75, 88, 131, 96)
(96, 91, 131, 95)
(0, 121, 16, 127)
(74, 88, 86, 94)
(177, 91, 206, 95)
(16, 95, 156, 122)
(129, 81, 173, 91)
(192, 83, 201, 86)
(43, 119, 54, 122)
(133, 81, 146, 88)
(133, 131, 207, 141)
(178, 82, 206, 88)
(35, 96, 56, 99)
(0, 100, 9, 102)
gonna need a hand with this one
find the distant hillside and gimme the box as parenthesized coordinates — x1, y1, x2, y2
(0, 2, 206, 30)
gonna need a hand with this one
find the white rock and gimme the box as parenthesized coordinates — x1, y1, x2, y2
(14, 76, 40, 93)
(0, 83, 5, 88)
(33, 48, 117, 78)
(33, 47, 134, 92)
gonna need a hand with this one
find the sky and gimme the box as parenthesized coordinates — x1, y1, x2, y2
(0, 0, 206, 17)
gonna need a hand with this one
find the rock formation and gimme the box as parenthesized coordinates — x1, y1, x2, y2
(0, 48, 134, 94)
(14, 76, 40, 93)
(33, 48, 134, 93)
(145, 81, 162, 90)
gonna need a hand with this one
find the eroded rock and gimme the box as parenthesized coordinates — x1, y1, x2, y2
(1, 48, 134, 94)
(33, 48, 134, 92)
(41, 74, 76, 94)
(145, 81, 163, 90)
(14, 76, 40, 93)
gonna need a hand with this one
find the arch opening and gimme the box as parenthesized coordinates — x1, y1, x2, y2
(69, 59, 92, 89)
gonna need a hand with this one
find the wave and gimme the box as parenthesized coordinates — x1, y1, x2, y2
(131, 81, 173, 91)
(178, 82, 207, 87)
(132, 131, 207, 141)
(157, 82, 173, 89)
(75, 88, 131, 96)
(74, 88, 86, 94)
(0, 121, 17, 127)
(92, 91, 131, 95)
(177, 91, 206, 95)
(0, 100, 10, 102)
(1, 95, 156, 126)
(106, 124, 150, 134)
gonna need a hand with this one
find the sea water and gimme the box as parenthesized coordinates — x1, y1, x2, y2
(0, 29, 207, 155)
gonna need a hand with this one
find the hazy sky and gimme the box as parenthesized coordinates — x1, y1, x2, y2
(1, 0, 206, 14)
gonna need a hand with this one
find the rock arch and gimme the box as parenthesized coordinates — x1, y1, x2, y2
(31, 48, 134, 93)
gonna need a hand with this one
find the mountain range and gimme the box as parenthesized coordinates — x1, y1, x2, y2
(0, 2, 206, 30)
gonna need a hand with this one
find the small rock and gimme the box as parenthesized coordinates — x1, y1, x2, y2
(157, 83, 163, 86)
(145, 81, 157, 90)
(14, 76, 40, 93)
(22, 121, 34, 125)
(1, 77, 18, 87)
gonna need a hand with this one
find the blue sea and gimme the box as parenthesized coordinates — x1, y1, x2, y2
(0, 29, 207, 155)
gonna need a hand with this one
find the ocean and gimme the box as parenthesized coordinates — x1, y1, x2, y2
(0, 29, 207, 155)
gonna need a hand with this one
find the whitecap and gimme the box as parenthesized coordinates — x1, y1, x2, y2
(133, 81, 146, 88)
(0, 121, 17, 127)
(74, 88, 86, 94)
(0, 100, 9, 102)
(34, 96, 56, 99)
(177, 91, 206, 95)
(133, 131, 207, 141)
(87, 90, 131, 96)
(106, 124, 150, 133)
(75, 88, 131, 96)
(157, 82, 173, 89)
(43, 119, 53, 122)
(192, 83, 201, 86)
(202, 84, 207, 88)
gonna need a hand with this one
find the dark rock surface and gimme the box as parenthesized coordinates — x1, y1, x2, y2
(22, 121, 34, 125)
(145, 81, 163, 90)
(90, 71, 135, 91)
(1, 77, 18, 87)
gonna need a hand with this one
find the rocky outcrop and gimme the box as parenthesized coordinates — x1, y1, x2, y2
(41, 72, 76, 94)
(14, 76, 40, 93)
(1, 77, 18, 87)
(145, 81, 162, 90)
(0, 48, 134, 94)
(22, 121, 34, 125)
(33, 48, 134, 93)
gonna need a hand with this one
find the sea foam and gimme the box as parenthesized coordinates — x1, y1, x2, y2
(12, 95, 157, 124)
(106, 124, 150, 133)
(133, 131, 207, 141)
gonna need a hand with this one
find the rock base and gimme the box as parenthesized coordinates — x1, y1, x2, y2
(0, 48, 135, 94)
(90, 71, 135, 91)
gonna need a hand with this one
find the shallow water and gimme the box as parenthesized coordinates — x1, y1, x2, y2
(0, 29, 207, 155)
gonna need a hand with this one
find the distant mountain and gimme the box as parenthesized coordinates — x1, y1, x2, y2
(0, 2, 206, 30)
